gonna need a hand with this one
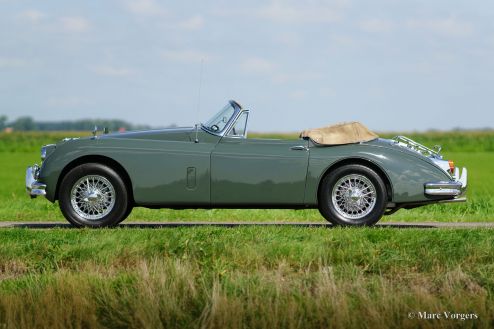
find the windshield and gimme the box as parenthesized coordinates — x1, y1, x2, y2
(203, 103, 236, 133)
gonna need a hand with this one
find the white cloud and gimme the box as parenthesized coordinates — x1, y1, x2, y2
(18, 9, 45, 23)
(46, 97, 87, 108)
(126, 0, 166, 16)
(275, 32, 302, 47)
(406, 16, 473, 37)
(359, 19, 394, 33)
(288, 90, 308, 100)
(258, 0, 344, 24)
(0, 57, 28, 69)
(272, 72, 321, 84)
(179, 15, 204, 30)
(60, 16, 90, 32)
(212, 1, 347, 25)
(241, 57, 276, 74)
(241, 58, 322, 84)
(318, 87, 337, 97)
(92, 65, 136, 77)
(329, 34, 356, 47)
(161, 50, 210, 63)
(19, 11, 91, 33)
(489, 36, 494, 47)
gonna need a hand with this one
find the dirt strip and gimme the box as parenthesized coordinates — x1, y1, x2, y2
(0, 221, 493, 229)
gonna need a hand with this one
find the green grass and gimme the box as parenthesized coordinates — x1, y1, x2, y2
(0, 131, 88, 153)
(1, 227, 494, 328)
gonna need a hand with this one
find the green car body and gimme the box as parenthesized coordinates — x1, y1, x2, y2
(26, 100, 467, 227)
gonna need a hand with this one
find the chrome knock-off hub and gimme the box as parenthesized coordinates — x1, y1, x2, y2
(331, 174, 377, 219)
(70, 175, 116, 220)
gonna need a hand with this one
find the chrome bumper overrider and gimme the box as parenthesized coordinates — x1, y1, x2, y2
(26, 165, 46, 198)
(425, 167, 467, 199)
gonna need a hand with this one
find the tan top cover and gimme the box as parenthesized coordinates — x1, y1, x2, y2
(300, 122, 378, 145)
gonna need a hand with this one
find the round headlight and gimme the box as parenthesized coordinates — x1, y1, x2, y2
(40, 144, 56, 162)
(41, 146, 47, 161)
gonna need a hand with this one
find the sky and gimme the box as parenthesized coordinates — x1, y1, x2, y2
(0, 0, 493, 132)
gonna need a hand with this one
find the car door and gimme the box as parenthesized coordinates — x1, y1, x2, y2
(211, 137, 310, 205)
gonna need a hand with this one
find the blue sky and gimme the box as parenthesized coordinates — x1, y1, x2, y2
(0, 0, 493, 132)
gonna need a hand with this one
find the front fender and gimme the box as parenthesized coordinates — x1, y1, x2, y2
(39, 138, 106, 202)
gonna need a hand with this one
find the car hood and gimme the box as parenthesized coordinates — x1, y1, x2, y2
(98, 127, 195, 142)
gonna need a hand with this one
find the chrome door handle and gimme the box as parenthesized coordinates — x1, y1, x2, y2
(290, 145, 308, 151)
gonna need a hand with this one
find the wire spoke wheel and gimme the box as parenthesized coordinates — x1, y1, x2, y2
(70, 175, 116, 221)
(331, 174, 377, 220)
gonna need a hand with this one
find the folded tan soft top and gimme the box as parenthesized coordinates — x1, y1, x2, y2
(300, 121, 378, 145)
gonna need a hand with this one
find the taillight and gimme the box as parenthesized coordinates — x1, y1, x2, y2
(448, 160, 455, 173)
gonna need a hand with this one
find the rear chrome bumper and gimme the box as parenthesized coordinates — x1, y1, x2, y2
(424, 167, 467, 200)
(26, 165, 46, 198)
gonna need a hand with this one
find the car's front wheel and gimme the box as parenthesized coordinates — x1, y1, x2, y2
(59, 163, 129, 227)
(318, 164, 387, 226)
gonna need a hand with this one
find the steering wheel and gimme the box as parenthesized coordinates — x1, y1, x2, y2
(211, 124, 219, 132)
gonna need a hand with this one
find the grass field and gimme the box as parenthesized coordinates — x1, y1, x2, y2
(0, 131, 493, 328)
(1, 227, 494, 328)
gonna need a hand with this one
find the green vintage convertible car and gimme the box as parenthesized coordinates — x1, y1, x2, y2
(26, 100, 467, 227)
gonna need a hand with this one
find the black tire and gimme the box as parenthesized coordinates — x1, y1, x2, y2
(117, 204, 133, 224)
(59, 163, 129, 228)
(318, 164, 387, 226)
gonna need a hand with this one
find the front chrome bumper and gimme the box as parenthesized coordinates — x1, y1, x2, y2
(424, 167, 467, 199)
(26, 164, 46, 198)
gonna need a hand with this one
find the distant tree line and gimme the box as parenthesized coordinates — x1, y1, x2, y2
(0, 115, 169, 131)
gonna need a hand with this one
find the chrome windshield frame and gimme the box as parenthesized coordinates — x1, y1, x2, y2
(224, 110, 249, 139)
(201, 100, 246, 137)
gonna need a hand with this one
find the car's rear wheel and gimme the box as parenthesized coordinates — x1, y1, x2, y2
(318, 164, 387, 226)
(59, 163, 129, 227)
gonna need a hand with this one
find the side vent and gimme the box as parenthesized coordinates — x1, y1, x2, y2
(186, 167, 196, 190)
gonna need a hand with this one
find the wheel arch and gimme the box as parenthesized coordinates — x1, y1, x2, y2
(317, 157, 393, 203)
(55, 155, 134, 204)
